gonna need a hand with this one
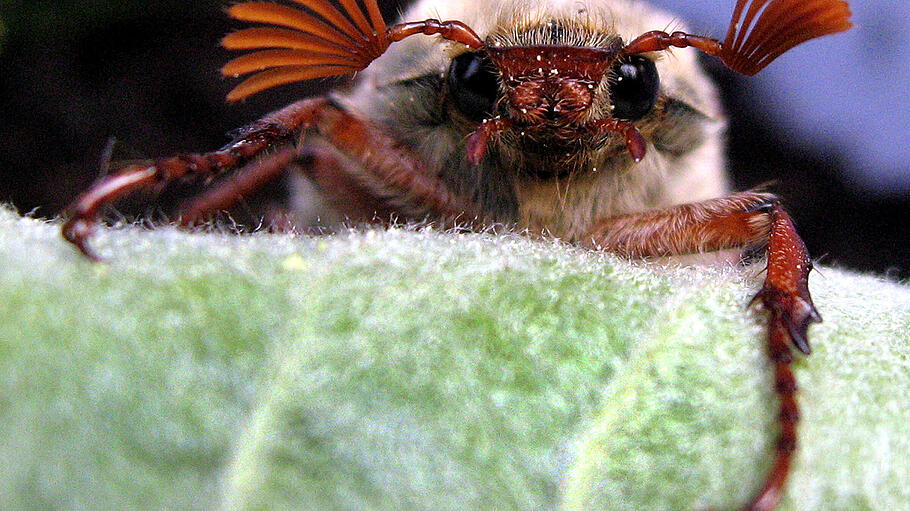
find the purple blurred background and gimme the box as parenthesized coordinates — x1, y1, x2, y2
(652, 0, 910, 194)
(0, 0, 907, 277)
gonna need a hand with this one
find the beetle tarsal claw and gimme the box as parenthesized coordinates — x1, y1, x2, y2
(62, 216, 103, 262)
(753, 284, 821, 355)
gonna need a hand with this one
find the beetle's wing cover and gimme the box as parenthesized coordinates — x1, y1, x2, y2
(222, 0, 389, 101)
(720, 0, 852, 75)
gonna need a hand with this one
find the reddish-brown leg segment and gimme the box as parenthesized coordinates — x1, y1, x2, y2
(63, 98, 484, 258)
(746, 203, 821, 511)
(62, 99, 327, 259)
(585, 193, 820, 511)
(179, 144, 416, 227)
(177, 146, 299, 227)
(585, 192, 777, 257)
(300, 102, 485, 225)
(294, 146, 401, 224)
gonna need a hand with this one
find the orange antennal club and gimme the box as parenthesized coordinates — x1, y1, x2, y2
(222, 0, 483, 101)
(622, 0, 852, 76)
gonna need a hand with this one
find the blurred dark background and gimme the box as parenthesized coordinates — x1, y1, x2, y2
(0, 1, 908, 278)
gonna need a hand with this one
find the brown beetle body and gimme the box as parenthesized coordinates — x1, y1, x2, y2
(322, 0, 728, 241)
(60, 1, 852, 509)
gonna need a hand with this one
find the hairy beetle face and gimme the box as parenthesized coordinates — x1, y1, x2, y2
(334, 0, 732, 181)
(487, 43, 620, 126)
(462, 18, 666, 170)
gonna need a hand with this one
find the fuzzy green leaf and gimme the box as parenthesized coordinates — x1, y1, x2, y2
(0, 207, 907, 510)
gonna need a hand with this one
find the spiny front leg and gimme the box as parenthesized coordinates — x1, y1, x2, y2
(752, 204, 821, 356)
(63, 97, 486, 259)
(584, 192, 820, 511)
(746, 204, 820, 511)
(182, 101, 487, 229)
(61, 98, 329, 259)
(174, 143, 399, 228)
(209, 100, 488, 228)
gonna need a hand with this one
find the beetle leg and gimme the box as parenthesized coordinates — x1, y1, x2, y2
(177, 146, 299, 227)
(291, 146, 401, 225)
(298, 101, 485, 226)
(187, 107, 487, 229)
(585, 192, 820, 511)
(177, 144, 398, 228)
(744, 203, 819, 511)
(61, 98, 330, 259)
(63, 98, 484, 259)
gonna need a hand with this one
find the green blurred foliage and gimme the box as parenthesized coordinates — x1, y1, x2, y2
(1, 207, 909, 510)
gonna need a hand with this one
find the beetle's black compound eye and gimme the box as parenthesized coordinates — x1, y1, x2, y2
(609, 55, 660, 121)
(447, 52, 499, 122)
